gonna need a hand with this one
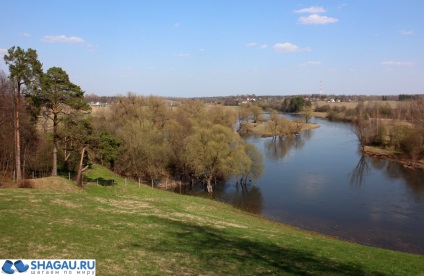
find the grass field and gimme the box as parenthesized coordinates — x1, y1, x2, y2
(1, 164, 423, 275)
(314, 100, 400, 109)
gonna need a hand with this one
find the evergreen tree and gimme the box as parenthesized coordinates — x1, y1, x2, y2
(38, 67, 90, 176)
(4, 46, 43, 181)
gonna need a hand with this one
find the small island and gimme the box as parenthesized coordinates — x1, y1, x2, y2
(243, 118, 320, 138)
(236, 104, 320, 138)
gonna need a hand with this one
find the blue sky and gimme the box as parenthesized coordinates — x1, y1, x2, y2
(1, 1, 423, 97)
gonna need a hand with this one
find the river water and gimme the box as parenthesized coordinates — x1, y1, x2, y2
(173, 115, 424, 254)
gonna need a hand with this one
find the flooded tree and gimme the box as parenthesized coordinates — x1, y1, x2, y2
(301, 106, 313, 123)
(185, 124, 250, 193)
(95, 95, 264, 193)
(239, 144, 264, 184)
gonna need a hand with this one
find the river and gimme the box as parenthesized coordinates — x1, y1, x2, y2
(172, 115, 424, 254)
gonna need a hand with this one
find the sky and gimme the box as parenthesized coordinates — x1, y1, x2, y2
(1, 0, 423, 97)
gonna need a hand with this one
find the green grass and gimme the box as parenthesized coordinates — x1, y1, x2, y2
(0, 164, 423, 275)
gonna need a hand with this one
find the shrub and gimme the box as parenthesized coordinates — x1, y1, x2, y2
(370, 122, 386, 146)
(332, 106, 341, 113)
(399, 128, 424, 160)
(388, 125, 411, 149)
(327, 110, 339, 121)
(315, 104, 331, 112)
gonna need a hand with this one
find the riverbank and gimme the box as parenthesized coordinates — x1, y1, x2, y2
(364, 146, 424, 170)
(0, 164, 423, 275)
(309, 111, 424, 170)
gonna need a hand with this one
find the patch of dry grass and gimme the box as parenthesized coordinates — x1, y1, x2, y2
(246, 121, 319, 137)
(31, 176, 83, 193)
(52, 198, 82, 209)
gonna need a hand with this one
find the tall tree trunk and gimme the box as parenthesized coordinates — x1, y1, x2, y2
(206, 177, 213, 193)
(63, 137, 71, 171)
(52, 112, 58, 176)
(14, 87, 22, 182)
(76, 146, 86, 187)
(22, 146, 26, 179)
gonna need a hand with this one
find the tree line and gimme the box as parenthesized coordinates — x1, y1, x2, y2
(1, 46, 263, 191)
(351, 101, 424, 160)
(316, 101, 424, 160)
(93, 95, 263, 192)
(1, 46, 95, 185)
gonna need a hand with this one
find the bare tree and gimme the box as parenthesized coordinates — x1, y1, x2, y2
(0, 72, 14, 179)
(410, 100, 424, 128)
(301, 106, 313, 123)
(352, 117, 372, 152)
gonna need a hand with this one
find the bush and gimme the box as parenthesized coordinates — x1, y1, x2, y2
(315, 104, 331, 112)
(332, 106, 341, 113)
(327, 110, 339, 121)
(389, 125, 411, 149)
(399, 128, 424, 160)
(344, 108, 357, 120)
(370, 122, 386, 146)
(379, 103, 393, 117)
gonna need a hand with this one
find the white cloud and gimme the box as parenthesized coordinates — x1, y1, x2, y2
(381, 61, 414, 66)
(198, 48, 205, 52)
(246, 42, 257, 47)
(247, 42, 268, 49)
(306, 61, 321, 65)
(18, 33, 31, 37)
(299, 14, 338, 25)
(273, 42, 310, 53)
(294, 6, 326, 13)
(400, 30, 414, 35)
(176, 53, 192, 58)
(42, 35, 85, 44)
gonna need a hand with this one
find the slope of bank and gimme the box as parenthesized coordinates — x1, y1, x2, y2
(0, 164, 423, 275)
(364, 146, 424, 170)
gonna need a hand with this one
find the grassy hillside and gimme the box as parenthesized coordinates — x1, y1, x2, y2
(0, 164, 423, 275)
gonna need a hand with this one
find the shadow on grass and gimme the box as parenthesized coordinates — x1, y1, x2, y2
(121, 216, 384, 275)
(85, 177, 115, 187)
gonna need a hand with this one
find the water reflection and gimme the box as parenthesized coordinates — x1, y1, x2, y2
(302, 129, 313, 140)
(231, 182, 263, 214)
(374, 159, 424, 202)
(170, 116, 424, 254)
(402, 171, 424, 202)
(349, 155, 369, 187)
(264, 135, 307, 160)
(350, 154, 424, 202)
